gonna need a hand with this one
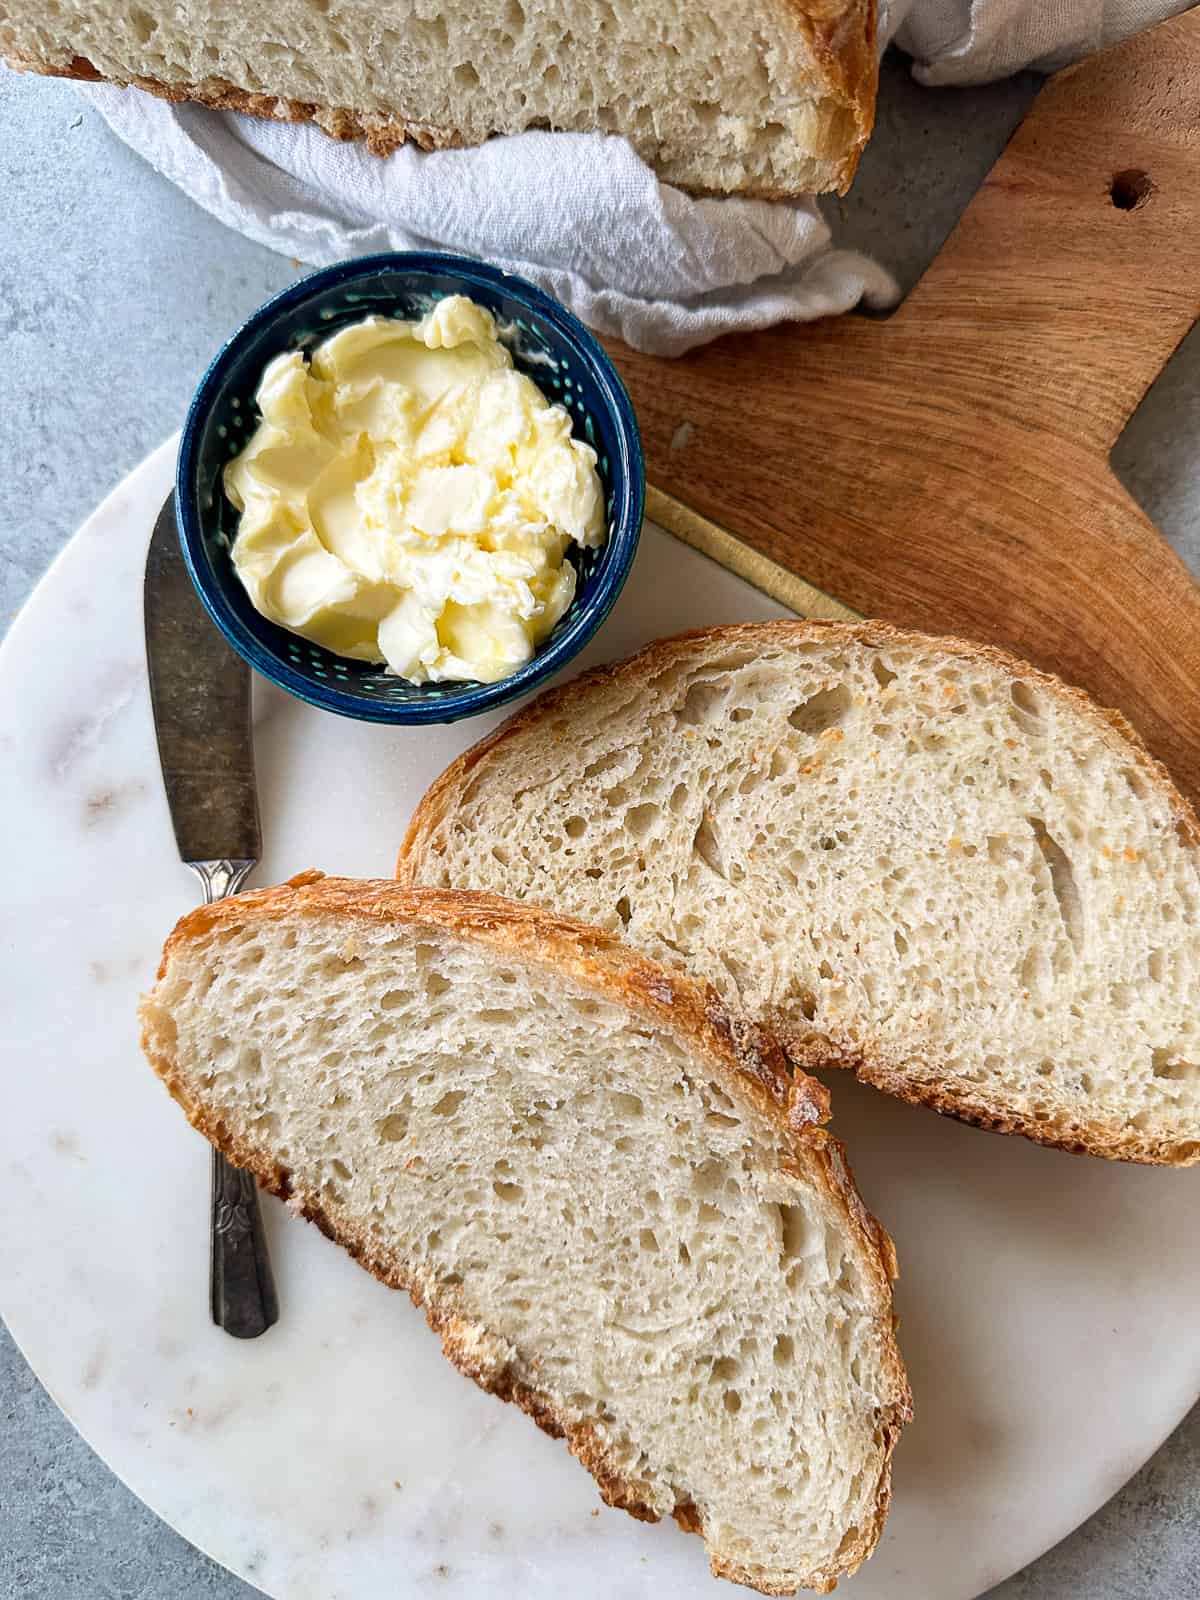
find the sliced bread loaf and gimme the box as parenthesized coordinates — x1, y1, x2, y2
(399, 621, 1200, 1165)
(140, 874, 909, 1595)
(3, 0, 876, 197)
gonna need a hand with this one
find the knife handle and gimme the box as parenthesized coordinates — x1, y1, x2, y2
(211, 1148, 279, 1339)
(191, 859, 279, 1339)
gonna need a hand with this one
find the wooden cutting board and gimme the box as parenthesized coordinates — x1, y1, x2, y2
(609, 11, 1200, 807)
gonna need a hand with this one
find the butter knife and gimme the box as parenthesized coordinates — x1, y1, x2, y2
(144, 493, 279, 1339)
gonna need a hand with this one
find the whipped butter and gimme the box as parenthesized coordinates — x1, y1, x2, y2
(223, 296, 605, 683)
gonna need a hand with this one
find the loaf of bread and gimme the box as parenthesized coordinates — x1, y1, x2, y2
(2, 1, 876, 196)
(140, 874, 910, 1595)
(400, 621, 1200, 1166)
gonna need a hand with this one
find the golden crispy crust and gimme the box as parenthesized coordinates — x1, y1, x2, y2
(142, 873, 910, 1594)
(782, 0, 877, 192)
(11, 52, 454, 156)
(397, 619, 1200, 1168)
(10, 9, 876, 198)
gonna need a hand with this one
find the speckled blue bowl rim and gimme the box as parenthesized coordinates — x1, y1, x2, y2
(175, 251, 644, 725)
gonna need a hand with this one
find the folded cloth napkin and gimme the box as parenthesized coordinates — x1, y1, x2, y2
(894, 0, 1191, 81)
(83, 0, 1191, 356)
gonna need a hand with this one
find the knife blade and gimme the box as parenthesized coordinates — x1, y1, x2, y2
(145, 498, 260, 865)
(145, 493, 278, 1339)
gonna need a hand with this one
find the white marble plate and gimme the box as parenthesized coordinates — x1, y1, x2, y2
(3, 439, 1199, 1600)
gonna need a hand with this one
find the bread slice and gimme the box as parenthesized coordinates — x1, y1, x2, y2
(2, 0, 876, 197)
(140, 873, 909, 1594)
(400, 621, 1200, 1166)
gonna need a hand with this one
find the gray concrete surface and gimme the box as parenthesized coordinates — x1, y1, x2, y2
(2, 51, 1198, 1600)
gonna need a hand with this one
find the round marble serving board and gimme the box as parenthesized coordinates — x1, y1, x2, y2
(3, 438, 1199, 1600)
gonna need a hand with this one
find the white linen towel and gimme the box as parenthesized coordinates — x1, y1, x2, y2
(83, 0, 1191, 355)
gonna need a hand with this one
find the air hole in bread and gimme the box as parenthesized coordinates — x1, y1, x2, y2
(778, 1204, 809, 1264)
(1152, 1048, 1199, 1081)
(432, 1090, 467, 1116)
(626, 803, 659, 840)
(678, 679, 728, 727)
(791, 986, 817, 1022)
(692, 814, 725, 877)
(787, 684, 851, 737)
(706, 1110, 740, 1129)
(582, 748, 627, 782)
(1011, 680, 1042, 723)
(1028, 817, 1083, 952)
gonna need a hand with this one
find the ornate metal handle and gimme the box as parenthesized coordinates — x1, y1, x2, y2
(190, 858, 256, 901)
(209, 1146, 279, 1339)
(190, 859, 279, 1340)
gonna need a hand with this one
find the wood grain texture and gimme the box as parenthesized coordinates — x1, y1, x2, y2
(611, 12, 1200, 804)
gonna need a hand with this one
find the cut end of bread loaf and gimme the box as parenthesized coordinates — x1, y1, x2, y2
(1, 0, 877, 196)
(140, 876, 909, 1594)
(400, 621, 1200, 1166)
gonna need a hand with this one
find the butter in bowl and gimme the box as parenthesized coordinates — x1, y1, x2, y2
(176, 254, 644, 723)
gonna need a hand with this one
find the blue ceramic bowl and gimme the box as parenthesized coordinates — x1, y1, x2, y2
(176, 253, 643, 724)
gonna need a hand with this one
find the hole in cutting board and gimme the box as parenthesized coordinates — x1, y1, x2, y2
(831, 53, 1042, 306)
(1111, 321, 1200, 572)
(1109, 168, 1155, 210)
